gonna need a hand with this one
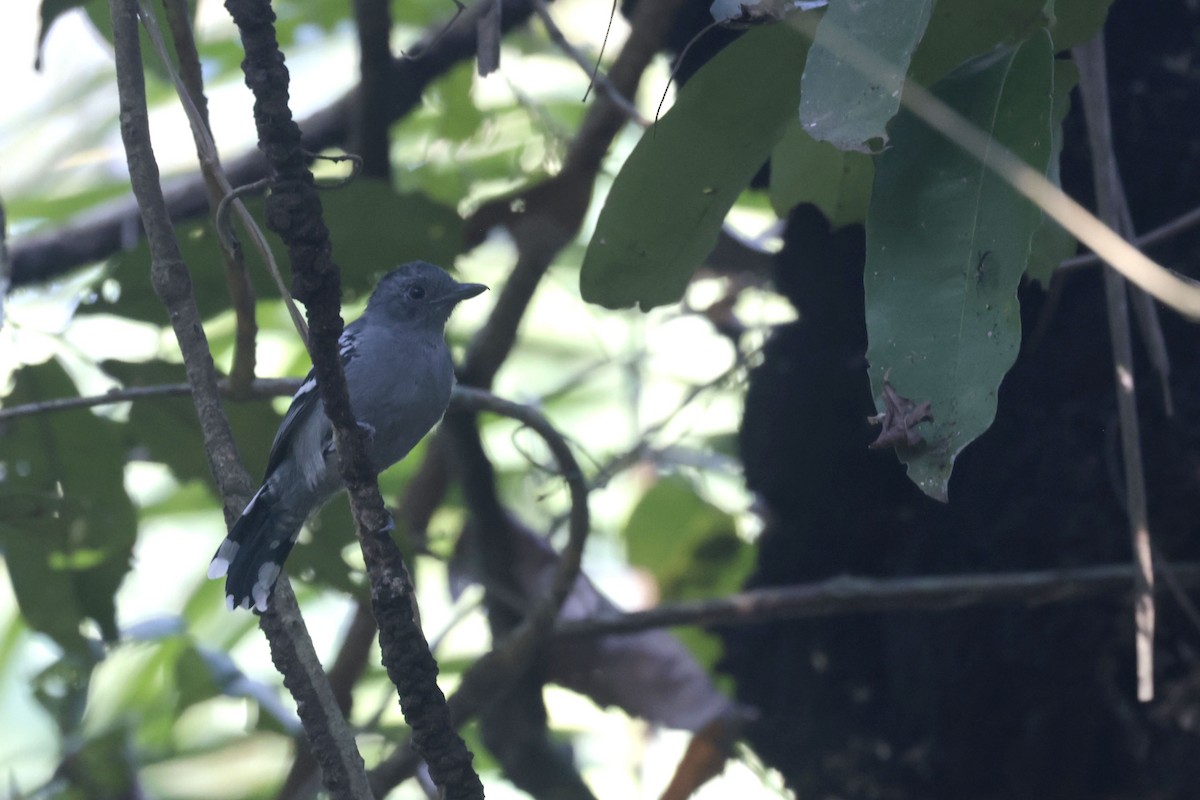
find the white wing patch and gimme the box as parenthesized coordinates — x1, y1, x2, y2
(253, 562, 282, 612)
(208, 539, 240, 579)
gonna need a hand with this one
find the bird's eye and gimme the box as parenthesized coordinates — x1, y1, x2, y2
(407, 285, 426, 301)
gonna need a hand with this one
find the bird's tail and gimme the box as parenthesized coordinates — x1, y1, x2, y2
(208, 485, 300, 612)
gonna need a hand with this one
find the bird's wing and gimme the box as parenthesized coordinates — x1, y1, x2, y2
(262, 323, 365, 479)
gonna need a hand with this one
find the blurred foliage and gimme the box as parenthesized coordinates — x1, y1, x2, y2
(1, 0, 1118, 796)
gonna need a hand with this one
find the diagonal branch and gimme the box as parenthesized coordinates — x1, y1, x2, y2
(223, 0, 481, 796)
(107, 2, 372, 798)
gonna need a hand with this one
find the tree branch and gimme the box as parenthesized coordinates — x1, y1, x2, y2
(223, 0, 481, 796)
(0, 376, 299, 422)
(352, 0, 394, 178)
(109, 1, 373, 797)
(1074, 34, 1156, 702)
(370, 386, 591, 794)
(553, 563, 1200, 638)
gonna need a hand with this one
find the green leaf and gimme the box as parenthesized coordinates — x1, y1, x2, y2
(1047, 0, 1117, 50)
(82, 0, 198, 83)
(908, 0, 1049, 86)
(769, 120, 874, 226)
(0, 361, 137, 653)
(580, 22, 812, 310)
(864, 32, 1055, 501)
(1027, 59, 1080, 286)
(623, 475, 754, 669)
(799, 0, 935, 153)
(623, 476, 752, 602)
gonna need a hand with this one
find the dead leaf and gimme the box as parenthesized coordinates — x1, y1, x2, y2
(868, 369, 933, 449)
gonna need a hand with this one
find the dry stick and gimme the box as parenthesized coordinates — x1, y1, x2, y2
(10, 0, 539, 289)
(107, 3, 374, 798)
(552, 564, 1200, 639)
(140, 1, 307, 348)
(1073, 35, 1155, 703)
(222, 1, 481, 797)
(156, 0, 258, 391)
(108, 0, 254, 520)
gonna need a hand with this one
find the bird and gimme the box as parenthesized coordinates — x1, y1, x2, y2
(208, 261, 487, 611)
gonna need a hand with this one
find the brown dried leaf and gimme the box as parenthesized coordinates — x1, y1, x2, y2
(868, 369, 933, 449)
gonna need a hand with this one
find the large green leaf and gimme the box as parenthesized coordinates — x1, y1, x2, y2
(623, 475, 754, 668)
(624, 476, 752, 602)
(580, 22, 812, 310)
(0, 360, 137, 653)
(864, 32, 1054, 501)
(1026, 59, 1080, 286)
(1048, 0, 1117, 50)
(799, 0, 935, 153)
(769, 120, 874, 227)
(908, 0, 1048, 86)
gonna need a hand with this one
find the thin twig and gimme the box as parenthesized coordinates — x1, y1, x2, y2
(551, 564, 1200, 639)
(138, 3, 305, 350)
(370, 386, 592, 794)
(1058, 204, 1200, 271)
(531, 0, 649, 127)
(0, 377, 300, 422)
(142, 0, 260, 389)
(1074, 34, 1155, 702)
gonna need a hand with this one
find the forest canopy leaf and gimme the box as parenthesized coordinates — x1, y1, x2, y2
(799, 0, 935, 153)
(864, 31, 1054, 501)
(908, 0, 1048, 86)
(769, 120, 874, 226)
(580, 22, 811, 310)
(1048, 0, 1118, 49)
(0, 360, 137, 653)
(1026, 58, 1080, 286)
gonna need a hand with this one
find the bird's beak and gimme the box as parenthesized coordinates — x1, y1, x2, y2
(442, 282, 488, 304)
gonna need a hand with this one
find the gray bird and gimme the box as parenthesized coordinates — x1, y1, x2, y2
(208, 261, 486, 611)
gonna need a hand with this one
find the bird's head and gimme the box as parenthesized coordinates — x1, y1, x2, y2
(366, 261, 487, 327)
